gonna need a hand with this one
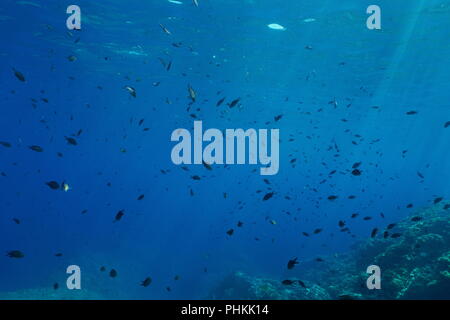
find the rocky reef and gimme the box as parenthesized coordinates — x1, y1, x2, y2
(208, 201, 450, 300)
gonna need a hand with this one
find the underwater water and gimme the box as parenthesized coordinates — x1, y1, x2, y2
(0, 0, 449, 300)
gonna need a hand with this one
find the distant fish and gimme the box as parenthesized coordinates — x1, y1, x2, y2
(109, 269, 118, 278)
(303, 18, 316, 23)
(192, 0, 199, 7)
(187, 84, 196, 102)
(168, 0, 183, 4)
(125, 86, 137, 98)
(65, 136, 78, 145)
(287, 257, 298, 269)
(445, 121, 450, 128)
(159, 24, 171, 35)
(7, 250, 24, 258)
(12, 68, 25, 82)
(46, 181, 60, 190)
(114, 210, 125, 222)
(0, 141, 12, 148)
(29, 145, 43, 152)
(141, 277, 152, 287)
(267, 23, 286, 31)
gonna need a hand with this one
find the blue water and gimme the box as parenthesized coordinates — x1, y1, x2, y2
(0, 0, 449, 299)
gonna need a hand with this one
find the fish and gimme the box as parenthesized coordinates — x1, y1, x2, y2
(159, 24, 171, 35)
(12, 68, 25, 82)
(45, 181, 60, 190)
(29, 145, 43, 152)
(65, 136, 78, 145)
(282, 280, 295, 285)
(0, 141, 12, 148)
(411, 216, 422, 222)
(187, 84, 196, 102)
(287, 257, 299, 269)
(434, 197, 443, 204)
(371, 228, 378, 238)
(109, 269, 118, 278)
(267, 23, 286, 31)
(192, 0, 199, 7)
(216, 97, 226, 106)
(387, 223, 396, 230)
(202, 161, 212, 170)
(391, 233, 402, 238)
(406, 110, 418, 115)
(313, 228, 322, 234)
(114, 210, 125, 222)
(327, 195, 338, 201)
(137, 194, 145, 200)
(228, 98, 241, 108)
(226, 229, 234, 236)
(124, 86, 137, 98)
(445, 121, 450, 128)
(263, 192, 274, 201)
(7, 250, 24, 258)
(141, 277, 152, 287)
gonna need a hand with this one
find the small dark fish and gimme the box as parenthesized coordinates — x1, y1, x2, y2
(216, 97, 225, 106)
(444, 204, 450, 210)
(13, 68, 26, 82)
(141, 277, 152, 287)
(351, 213, 359, 218)
(338, 220, 346, 228)
(12, 218, 20, 224)
(406, 203, 414, 208)
(29, 145, 44, 152)
(313, 228, 322, 234)
(46, 181, 60, 190)
(191, 175, 201, 180)
(65, 136, 78, 145)
(411, 216, 422, 222)
(302, 232, 310, 237)
(0, 141, 12, 148)
(434, 197, 443, 204)
(351, 169, 362, 176)
(287, 257, 299, 270)
(383, 231, 389, 238)
(298, 280, 307, 288)
(228, 98, 241, 108)
(371, 228, 378, 238)
(109, 269, 118, 278)
(352, 162, 362, 169)
(282, 280, 295, 285)
(202, 161, 212, 170)
(406, 110, 418, 115)
(100, 266, 106, 272)
(114, 210, 124, 222)
(417, 172, 424, 179)
(237, 221, 243, 227)
(363, 216, 372, 221)
(444, 121, 450, 128)
(274, 114, 283, 122)
(263, 192, 274, 201)
(387, 223, 396, 230)
(391, 233, 402, 238)
(226, 229, 234, 236)
(137, 194, 145, 200)
(327, 195, 338, 201)
(53, 283, 59, 290)
(7, 250, 24, 258)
